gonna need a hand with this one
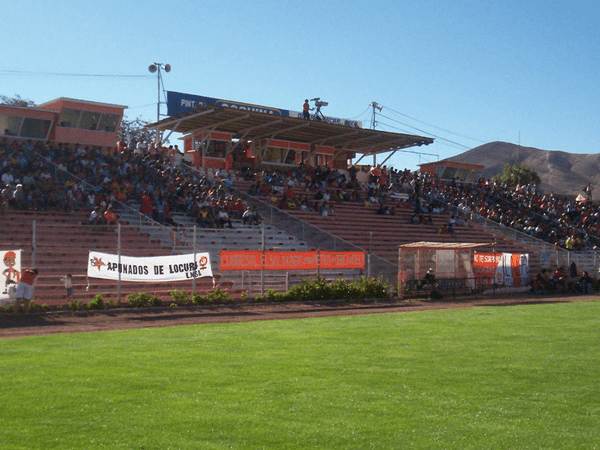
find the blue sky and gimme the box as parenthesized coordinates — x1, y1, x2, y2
(2, 0, 598, 170)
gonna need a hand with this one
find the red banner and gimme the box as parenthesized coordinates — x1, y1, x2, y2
(263, 251, 319, 270)
(220, 251, 365, 271)
(318, 251, 365, 269)
(473, 253, 502, 279)
(219, 250, 262, 271)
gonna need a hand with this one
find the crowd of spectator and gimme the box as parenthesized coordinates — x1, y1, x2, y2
(2, 136, 600, 252)
(239, 162, 600, 250)
(0, 138, 254, 231)
(530, 262, 596, 294)
(424, 177, 599, 250)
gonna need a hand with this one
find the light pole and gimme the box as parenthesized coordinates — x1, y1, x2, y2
(148, 62, 171, 144)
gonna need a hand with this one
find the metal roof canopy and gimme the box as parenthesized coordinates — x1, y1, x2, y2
(148, 105, 433, 155)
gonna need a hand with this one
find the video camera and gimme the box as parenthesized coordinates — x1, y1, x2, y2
(310, 97, 328, 108)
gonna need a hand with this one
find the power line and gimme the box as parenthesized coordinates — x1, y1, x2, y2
(0, 69, 151, 79)
(349, 104, 372, 120)
(366, 101, 480, 154)
(126, 103, 156, 110)
(377, 112, 470, 150)
(382, 104, 486, 144)
(377, 119, 467, 152)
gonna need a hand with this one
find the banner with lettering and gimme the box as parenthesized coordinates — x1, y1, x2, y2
(220, 250, 365, 271)
(473, 253, 503, 280)
(474, 252, 529, 287)
(87, 251, 212, 282)
(1, 249, 22, 301)
(166, 91, 362, 127)
(318, 251, 365, 269)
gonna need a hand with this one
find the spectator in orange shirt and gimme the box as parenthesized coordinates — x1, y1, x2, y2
(103, 206, 118, 225)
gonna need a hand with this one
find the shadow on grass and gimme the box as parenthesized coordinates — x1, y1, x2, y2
(0, 314, 69, 330)
(0, 310, 121, 330)
(126, 309, 260, 323)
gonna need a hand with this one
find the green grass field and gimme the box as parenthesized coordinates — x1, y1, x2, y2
(1, 301, 599, 449)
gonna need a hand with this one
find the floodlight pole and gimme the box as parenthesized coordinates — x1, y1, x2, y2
(149, 62, 171, 145)
(155, 63, 164, 145)
(156, 65, 161, 126)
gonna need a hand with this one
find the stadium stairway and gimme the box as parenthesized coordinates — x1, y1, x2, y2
(116, 204, 311, 262)
(114, 204, 361, 297)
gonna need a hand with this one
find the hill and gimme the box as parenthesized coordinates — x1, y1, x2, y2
(445, 141, 600, 197)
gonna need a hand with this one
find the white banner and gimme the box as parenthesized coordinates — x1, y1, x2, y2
(87, 251, 213, 282)
(1, 249, 22, 302)
(494, 253, 529, 287)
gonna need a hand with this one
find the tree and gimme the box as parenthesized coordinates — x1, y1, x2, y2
(492, 162, 541, 188)
(117, 116, 156, 145)
(0, 94, 36, 107)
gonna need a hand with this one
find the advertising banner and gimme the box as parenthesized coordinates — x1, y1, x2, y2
(474, 252, 529, 287)
(1, 249, 21, 301)
(87, 251, 212, 282)
(263, 251, 319, 271)
(167, 91, 289, 117)
(220, 250, 365, 271)
(494, 253, 529, 287)
(166, 91, 362, 128)
(318, 251, 365, 270)
(473, 253, 503, 279)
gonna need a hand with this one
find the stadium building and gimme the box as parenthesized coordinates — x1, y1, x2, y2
(148, 92, 434, 170)
(0, 98, 125, 149)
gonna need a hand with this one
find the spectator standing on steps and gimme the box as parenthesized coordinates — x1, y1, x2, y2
(60, 273, 73, 301)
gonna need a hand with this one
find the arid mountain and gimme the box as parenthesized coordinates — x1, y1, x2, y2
(445, 141, 600, 197)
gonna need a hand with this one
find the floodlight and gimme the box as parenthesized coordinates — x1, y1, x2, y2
(148, 64, 157, 73)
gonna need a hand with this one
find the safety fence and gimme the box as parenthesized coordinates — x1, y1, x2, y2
(1, 218, 372, 305)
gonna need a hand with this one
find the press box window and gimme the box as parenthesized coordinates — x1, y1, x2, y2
(59, 109, 81, 128)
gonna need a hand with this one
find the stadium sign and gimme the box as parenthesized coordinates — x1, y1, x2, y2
(167, 91, 362, 128)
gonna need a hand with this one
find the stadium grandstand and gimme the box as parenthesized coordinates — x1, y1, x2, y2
(1, 93, 599, 307)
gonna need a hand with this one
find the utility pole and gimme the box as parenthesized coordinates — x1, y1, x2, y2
(370, 102, 383, 166)
(370, 101, 382, 130)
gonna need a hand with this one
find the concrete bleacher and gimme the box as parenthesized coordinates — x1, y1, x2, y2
(288, 201, 540, 264)
(0, 198, 319, 305)
(1, 159, 549, 307)
(231, 177, 542, 278)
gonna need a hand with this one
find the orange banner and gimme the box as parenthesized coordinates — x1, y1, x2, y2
(219, 251, 365, 271)
(473, 252, 502, 279)
(219, 250, 262, 271)
(318, 251, 365, 269)
(264, 251, 319, 270)
(511, 254, 522, 286)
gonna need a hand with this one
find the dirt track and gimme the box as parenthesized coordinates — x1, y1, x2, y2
(1, 295, 598, 338)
